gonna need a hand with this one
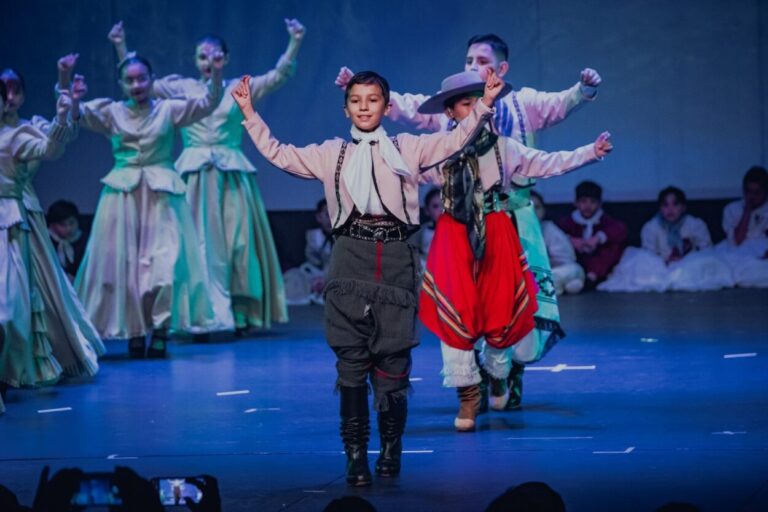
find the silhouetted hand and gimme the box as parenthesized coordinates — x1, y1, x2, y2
(184, 475, 221, 512)
(32, 466, 83, 512)
(112, 466, 163, 512)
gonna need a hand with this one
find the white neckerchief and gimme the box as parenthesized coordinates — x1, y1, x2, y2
(344, 125, 412, 215)
(571, 208, 604, 239)
(48, 228, 82, 267)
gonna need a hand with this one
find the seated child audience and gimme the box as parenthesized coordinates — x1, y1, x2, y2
(46, 199, 88, 282)
(530, 190, 585, 294)
(283, 199, 334, 305)
(715, 166, 768, 287)
(599, 186, 733, 292)
(556, 180, 627, 288)
(417, 187, 442, 270)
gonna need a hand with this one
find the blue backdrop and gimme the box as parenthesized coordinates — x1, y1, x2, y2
(1, 0, 766, 211)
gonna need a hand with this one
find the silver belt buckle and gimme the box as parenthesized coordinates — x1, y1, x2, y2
(373, 227, 386, 241)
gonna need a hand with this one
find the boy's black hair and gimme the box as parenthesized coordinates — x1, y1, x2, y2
(195, 34, 229, 56)
(658, 186, 686, 205)
(118, 54, 153, 78)
(444, 91, 483, 110)
(315, 198, 328, 213)
(0, 80, 6, 103)
(467, 34, 509, 61)
(47, 199, 80, 225)
(743, 166, 768, 192)
(345, 71, 390, 105)
(424, 187, 441, 207)
(575, 180, 603, 201)
(0, 68, 26, 94)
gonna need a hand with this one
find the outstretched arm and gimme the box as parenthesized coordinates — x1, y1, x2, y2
(57, 53, 79, 92)
(509, 131, 612, 179)
(167, 52, 224, 126)
(248, 18, 305, 102)
(521, 68, 602, 132)
(11, 94, 74, 162)
(107, 21, 129, 62)
(234, 75, 328, 181)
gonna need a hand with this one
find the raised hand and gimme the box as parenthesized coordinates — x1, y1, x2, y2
(594, 131, 613, 158)
(57, 53, 79, 73)
(580, 68, 602, 88)
(285, 18, 306, 41)
(108, 21, 124, 45)
(335, 66, 354, 90)
(32, 466, 83, 512)
(231, 75, 254, 115)
(56, 91, 72, 122)
(71, 74, 88, 101)
(482, 68, 504, 107)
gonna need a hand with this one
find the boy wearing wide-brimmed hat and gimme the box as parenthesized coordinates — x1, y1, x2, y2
(416, 71, 612, 431)
(336, 33, 603, 411)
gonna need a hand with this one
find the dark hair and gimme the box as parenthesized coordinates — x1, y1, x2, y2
(444, 91, 483, 110)
(315, 198, 328, 213)
(0, 80, 6, 103)
(0, 68, 26, 94)
(118, 54, 153, 78)
(657, 186, 686, 206)
(47, 200, 80, 225)
(424, 187, 441, 207)
(485, 482, 565, 512)
(345, 71, 390, 105)
(195, 34, 229, 56)
(467, 34, 509, 61)
(323, 496, 376, 512)
(529, 189, 543, 203)
(743, 165, 768, 192)
(575, 180, 602, 201)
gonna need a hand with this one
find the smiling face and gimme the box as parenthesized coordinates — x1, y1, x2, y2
(119, 62, 153, 104)
(464, 43, 509, 80)
(195, 41, 228, 80)
(344, 83, 390, 132)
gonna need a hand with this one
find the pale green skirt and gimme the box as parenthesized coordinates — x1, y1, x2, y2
(184, 166, 288, 330)
(75, 179, 215, 338)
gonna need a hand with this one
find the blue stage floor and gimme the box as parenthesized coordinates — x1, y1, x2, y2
(1, 290, 767, 511)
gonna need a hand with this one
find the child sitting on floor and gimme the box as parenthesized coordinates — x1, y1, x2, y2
(715, 166, 768, 287)
(599, 186, 733, 292)
(556, 180, 627, 289)
(284, 199, 334, 305)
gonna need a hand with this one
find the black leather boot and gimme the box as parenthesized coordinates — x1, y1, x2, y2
(340, 386, 372, 486)
(505, 361, 525, 410)
(128, 336, 146, 359)
(375, 394, 407, 477)
(146, 330, 169, 359)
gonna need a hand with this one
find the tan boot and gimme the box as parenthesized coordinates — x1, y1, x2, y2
(455, 385, 481, 432)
